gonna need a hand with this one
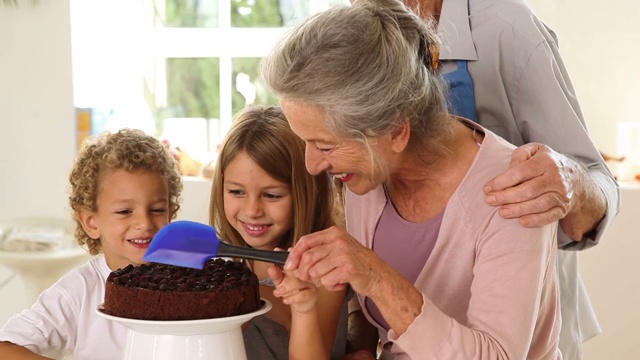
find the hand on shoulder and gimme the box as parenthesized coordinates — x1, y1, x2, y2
(483, 142, 606, 239)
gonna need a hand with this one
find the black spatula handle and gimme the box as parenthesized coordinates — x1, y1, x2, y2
(217, 241, 289, 265)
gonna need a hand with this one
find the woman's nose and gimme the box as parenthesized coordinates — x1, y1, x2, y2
(305, 145, 329, 176)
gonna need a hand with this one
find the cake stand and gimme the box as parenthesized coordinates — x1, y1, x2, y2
(96, 300, 271, 360)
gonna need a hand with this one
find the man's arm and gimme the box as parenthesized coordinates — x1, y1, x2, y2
(484, 143, 611, 244)
(484, 24, 620, 249)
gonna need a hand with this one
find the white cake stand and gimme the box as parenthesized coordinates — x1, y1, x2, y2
(96, 300, 271, 360)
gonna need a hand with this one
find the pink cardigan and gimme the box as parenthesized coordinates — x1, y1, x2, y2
(345, 123, 562, 359)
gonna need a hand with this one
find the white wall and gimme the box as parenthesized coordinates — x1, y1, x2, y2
(0, 0, 75, 220)
(579, 183, 640, 360)
(0, 0, 75, 327)
(529, 0, 640, 155)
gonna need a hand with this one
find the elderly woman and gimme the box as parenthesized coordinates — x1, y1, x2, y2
(262, 0, 561, 359)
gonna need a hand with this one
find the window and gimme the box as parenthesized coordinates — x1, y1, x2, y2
(71, 0, 349, 169)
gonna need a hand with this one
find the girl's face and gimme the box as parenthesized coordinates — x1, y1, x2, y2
(223, 150, 294, 251)
(281, 99, 388, 195)
(79, 169, 172, 271)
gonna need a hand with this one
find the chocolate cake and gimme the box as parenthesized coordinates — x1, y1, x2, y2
(103, 258, 260, 320)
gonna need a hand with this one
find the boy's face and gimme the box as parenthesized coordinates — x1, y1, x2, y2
(222, 150, 293, 251)
(79, 168, 171, 270)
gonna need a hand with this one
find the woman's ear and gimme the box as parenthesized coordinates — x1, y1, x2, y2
(391, 118, 411, 153)
(77, 209, 100, 239)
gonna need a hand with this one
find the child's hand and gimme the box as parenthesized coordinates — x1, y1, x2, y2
(268, 262, 318, 315)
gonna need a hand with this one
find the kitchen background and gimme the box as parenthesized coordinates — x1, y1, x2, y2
(0, 0, 639, 359)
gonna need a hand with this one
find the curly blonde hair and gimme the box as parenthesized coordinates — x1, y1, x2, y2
(69, 129, 182, 255)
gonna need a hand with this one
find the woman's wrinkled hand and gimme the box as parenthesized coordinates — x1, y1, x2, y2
(283, 226, 385, 297)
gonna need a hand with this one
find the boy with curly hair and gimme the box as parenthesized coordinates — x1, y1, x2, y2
(0, 129, 182, 360)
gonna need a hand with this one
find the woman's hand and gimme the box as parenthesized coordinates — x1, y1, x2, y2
(284, 226, 386, 298)
(285, 226, 423, 336)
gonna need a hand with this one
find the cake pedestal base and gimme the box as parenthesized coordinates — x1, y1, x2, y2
(97, 300, 271, 360)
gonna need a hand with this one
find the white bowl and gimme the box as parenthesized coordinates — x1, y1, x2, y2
(96, 300, 271, 360)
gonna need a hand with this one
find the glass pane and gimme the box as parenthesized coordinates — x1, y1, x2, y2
(145, 57, 220, 163)
(232, 0, 308, 28)
(166, 58, 220, 120)
(232, 58, 280, 115)
(154, 0, 219, 28)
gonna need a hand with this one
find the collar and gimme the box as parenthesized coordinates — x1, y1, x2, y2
(438, 0, 478, 61)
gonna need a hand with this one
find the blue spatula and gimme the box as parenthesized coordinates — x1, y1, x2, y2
(143, 220, 289, 269)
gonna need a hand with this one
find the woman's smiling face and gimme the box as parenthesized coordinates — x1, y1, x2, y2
(281, 98, 389, 195)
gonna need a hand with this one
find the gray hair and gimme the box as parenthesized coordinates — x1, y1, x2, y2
(260, 0, 452, 155)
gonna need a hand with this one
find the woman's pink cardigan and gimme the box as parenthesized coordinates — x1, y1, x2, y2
(345, 122, 562, 359)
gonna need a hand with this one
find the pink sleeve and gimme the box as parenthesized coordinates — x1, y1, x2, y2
(388, 216, 560, 359)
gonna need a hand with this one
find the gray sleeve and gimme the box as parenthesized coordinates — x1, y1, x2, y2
(559, 170, 619, 250)
(509, 35, 620, 250)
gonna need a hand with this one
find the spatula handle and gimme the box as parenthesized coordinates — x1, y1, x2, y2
(218, 241, 289, 265)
